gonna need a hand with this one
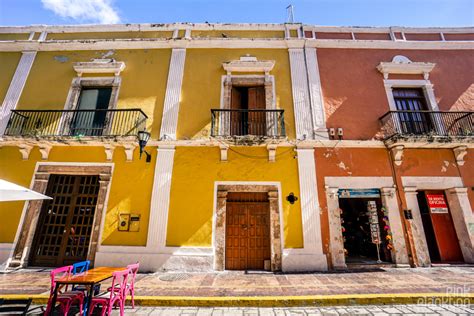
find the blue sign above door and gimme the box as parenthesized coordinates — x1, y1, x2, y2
(338, 189, 381, 198)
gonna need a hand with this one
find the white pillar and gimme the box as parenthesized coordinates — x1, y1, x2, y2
(404, 186, 431, 266)
(446, 187, 474, 263)
(304, 47, 328, 140)
(380, 187, 409, 265)
(159, 48, 186, 140)
(146, 145, 176, 250)
(291, 148, 327, 270)
(288, 49, 313, 140)
(0, 51, 37, 135)
(325, 186, 346, 269)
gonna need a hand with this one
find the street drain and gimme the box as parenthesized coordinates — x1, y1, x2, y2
(159, 273, 190, 282)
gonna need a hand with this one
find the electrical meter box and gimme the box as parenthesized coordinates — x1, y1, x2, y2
(118, 214, 130, 231)
(129, 214, 141, 232)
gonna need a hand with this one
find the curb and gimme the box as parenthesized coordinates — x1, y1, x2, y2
(1, 293, 473, 307)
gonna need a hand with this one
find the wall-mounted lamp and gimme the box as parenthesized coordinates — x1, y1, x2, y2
(286, 192, 298, 204)
(137, 130, 152, 163)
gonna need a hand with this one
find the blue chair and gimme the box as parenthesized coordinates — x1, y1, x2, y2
(72, 260, 90, 275)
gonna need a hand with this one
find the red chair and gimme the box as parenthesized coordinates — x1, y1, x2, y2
(44, 265, 84, 316)
(108, 263, 140, 308)
(88, 268, 129, 316)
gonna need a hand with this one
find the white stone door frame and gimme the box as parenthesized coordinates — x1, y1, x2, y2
(212, 181, 284, 271)
(324, 176, 408, 269)
(401, 176, 474, 265)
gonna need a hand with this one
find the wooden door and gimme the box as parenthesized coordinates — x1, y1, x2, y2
(30, 175, 100, 267)
(71, 87, 112, 136)
(225, 192, 270, 270)
(393, 88, 433, 135)
(423, 191, 463, 262)
(248, 86, 266, 136)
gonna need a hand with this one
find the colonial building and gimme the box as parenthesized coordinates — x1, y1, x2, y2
(0, 23, 472, 272)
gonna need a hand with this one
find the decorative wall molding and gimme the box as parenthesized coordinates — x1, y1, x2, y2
(267, 144, 277, 162)
(288, 49, 313, 140)
(222, 56, 275, 75)
(103, 144, 115, 161)
(295, 148, 328, 270)
(0, 51, 37, 135)
(453, 146, 468, 166)
(219, 144, 228, 162)
(147, 146, 176, 249)
(18, 144, 33, 160)
(304, 47, 328, 139)
(159, 48, 186, 140)
(73, 59, 125, 76)
(390, 145, 405, 166)
(38, 145, 52, 160)
(377, 55, 435, 80)
(122, 144, 136, 161)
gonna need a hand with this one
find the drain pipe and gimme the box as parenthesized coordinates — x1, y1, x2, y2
(386, 145, 419, 267)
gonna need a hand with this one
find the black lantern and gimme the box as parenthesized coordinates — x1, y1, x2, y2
(137, 130, 151, 162)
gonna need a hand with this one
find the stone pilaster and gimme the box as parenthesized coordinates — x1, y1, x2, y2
(446, 187, 474, 263)
(268, 190, 282, 271)
(214, 190, 228, 271)
(381, 187, 409, 265)
(146, 146, 176, 249)
(159, 48, 186, 140)
(325, 186, 346, 269)
(0, 51, 37, 135)
(404, 186, 431, 267)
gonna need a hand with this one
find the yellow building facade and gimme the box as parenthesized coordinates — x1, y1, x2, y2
(1, 23, 473, 272)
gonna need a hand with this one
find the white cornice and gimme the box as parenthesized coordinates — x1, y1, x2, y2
(0, 38, 473, 52)
(0, 23, 472, 34)
(73, 59, 125, 76)
(377, 55, 435, 80)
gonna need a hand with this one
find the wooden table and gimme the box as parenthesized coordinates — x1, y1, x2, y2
(49, 266, 126, 316)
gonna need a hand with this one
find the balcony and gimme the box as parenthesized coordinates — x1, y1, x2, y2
(211, 109, 286, 139)
(379, 110, 473, 143)
(4, 109, 147, 138)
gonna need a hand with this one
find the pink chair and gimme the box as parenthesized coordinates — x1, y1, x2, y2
(44, 265, 84, 316)
(107, 262, 140, 308)
(88, 268, 129, 316)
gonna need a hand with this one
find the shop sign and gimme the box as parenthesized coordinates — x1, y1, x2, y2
(426, 194, 449, 214)
(338, 189, 381, 198)
(367, 200, 381, 244)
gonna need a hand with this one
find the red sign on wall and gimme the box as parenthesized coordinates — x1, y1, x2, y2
(426, 194, 449, 213)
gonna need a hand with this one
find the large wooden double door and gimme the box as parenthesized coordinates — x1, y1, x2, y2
(30, 174, 100, 267)
(225, 192, 271, 270)
(230, 86, 266, 136)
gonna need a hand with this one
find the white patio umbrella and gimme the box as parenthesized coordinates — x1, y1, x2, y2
(0, 179, 52, 202)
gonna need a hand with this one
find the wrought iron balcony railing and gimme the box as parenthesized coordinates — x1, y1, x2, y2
(211, 109, 286, 138)
(379, 110, 473, 140)
(4, 109, 147, 138)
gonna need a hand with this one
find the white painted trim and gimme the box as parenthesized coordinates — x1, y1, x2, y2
(383, 79, 439, 112)
(401, 176, 464, 189)
(146, 146, 176, 250)
(377, 56, 435, 80)
(325, 176, 395, 189)
(288, 48, 313, 140)
(295, 148, 328, 270)
(73, 60, 125, 76)
(0, 39, 472, 52)
(0, 23, 471, 34)
(0, 51, 37, 135)
(159, 48, 186, 140)
(223, 59, 275, 74)
(304, 47, 328, 139)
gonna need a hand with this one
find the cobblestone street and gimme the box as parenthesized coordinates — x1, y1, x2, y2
(122, 304, 474, 315)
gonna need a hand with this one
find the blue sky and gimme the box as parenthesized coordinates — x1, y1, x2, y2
(0, 0, 473, 27)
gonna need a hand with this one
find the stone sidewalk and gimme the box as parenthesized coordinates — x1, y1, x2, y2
(0, 266, 473, 297)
